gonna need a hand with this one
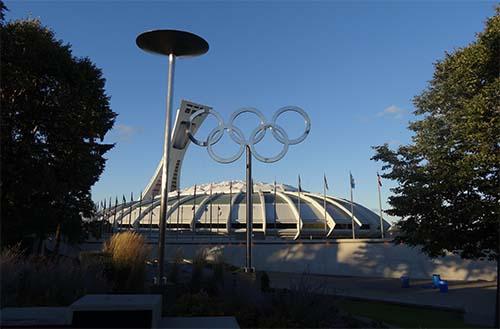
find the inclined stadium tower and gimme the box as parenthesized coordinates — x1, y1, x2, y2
(98, 100, 391, 240)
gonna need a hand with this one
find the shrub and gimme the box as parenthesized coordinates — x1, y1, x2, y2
(212, 251, 224, 284)
(260, 271, 270, 292)
(167, 248, 184, 284)
(191, 248, 207, 292)
(103, 232, 150, 292)
(174, 291, 225, 316)
(0, 244, 110, 307)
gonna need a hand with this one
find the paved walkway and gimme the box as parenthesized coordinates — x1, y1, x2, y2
(159, 316, 240, 329)
(267, 272, 497, 327)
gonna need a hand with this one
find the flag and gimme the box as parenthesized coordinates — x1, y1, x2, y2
(350, 172, 355, 189)
(324, 174, 329, 190)
(298, 175, 302, 193)
(122, 195, 126, 204)
(130, 192, 134, 202)
(377, 172, 383, 187)
(192, 184, 197, 210)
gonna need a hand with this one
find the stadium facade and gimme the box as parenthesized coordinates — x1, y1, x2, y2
(98, 100, 390, 239)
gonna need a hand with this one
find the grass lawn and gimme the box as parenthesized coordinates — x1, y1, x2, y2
(336, 298, 483, 328)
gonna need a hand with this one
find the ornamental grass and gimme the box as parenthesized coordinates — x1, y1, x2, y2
(103, 231, 150, 292)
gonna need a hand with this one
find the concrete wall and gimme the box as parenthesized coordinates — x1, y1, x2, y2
(80, 239, 496, 281)
(159, 240, 497, 281)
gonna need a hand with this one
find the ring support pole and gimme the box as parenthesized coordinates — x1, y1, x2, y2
(158, 53, 176, 283)
(187, 107, 311, 271)
(246, 145, 253, 271)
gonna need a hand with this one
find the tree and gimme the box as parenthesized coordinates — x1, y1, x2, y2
(0, 7, 117, 249)
(372, 8, 499, 327)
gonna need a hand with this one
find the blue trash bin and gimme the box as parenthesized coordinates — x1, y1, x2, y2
(401, 275, 410, 288)
(438, 280, 448, 293)
(432, 274, 441, 288)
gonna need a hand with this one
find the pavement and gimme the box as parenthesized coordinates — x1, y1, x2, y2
(159, 316, 240, 328)
(267, 271, 497, 327)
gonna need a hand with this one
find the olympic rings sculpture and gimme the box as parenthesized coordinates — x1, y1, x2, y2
(187, 106, 311, 164)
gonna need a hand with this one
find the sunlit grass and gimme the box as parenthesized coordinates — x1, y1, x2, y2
(103, 232, 150, 291)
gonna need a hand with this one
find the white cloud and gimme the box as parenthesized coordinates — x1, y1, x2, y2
(377, 105, 407, 119)
(113, 124, 142, 142)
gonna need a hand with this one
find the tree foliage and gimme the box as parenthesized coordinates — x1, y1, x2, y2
(1, 11, 116, 247)
(372, 8, 499, 260)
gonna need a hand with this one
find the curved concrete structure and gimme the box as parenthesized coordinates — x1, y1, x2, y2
(102, 181, 390, 239)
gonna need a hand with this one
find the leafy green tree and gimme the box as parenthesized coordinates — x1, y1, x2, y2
(1, 7, 116, 249)
(372, 8, 499, 326)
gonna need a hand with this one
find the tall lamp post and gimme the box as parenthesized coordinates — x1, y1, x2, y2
(136, 30, 208, 283)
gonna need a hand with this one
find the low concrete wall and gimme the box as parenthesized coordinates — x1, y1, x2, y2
(161, 240, 496, 281)
(80, 239, 496, 281)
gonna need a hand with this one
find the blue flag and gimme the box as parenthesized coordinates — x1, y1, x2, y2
(350, 172, 355, 189)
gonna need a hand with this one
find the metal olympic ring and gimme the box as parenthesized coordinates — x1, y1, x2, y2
(187, 106, 310, 164)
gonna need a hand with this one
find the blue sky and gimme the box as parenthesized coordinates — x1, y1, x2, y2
(5, 1, 497, 222)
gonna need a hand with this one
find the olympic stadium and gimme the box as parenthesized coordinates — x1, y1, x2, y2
(101, 180, 390, 239)
(97, 100, 390, 240)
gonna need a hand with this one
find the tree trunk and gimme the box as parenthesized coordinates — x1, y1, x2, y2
(36, 233, 44, 255)
(54, 223, 61, 254)
(495, 254, 499, 329)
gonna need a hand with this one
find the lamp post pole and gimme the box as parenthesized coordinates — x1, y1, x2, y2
(136, 30, 209, 284)
(157, 53, 175, 282)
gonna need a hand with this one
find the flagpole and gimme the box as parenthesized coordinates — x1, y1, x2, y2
(229, 181, 232, 233)
(209, 183, 213, 236)
(108, 197, 112, 234)
(274, 179, 277, 230)
(350, 174, 356, 239)
(122, 195, 126, 231)
(192, 185, 196, 233)
(128, 192, 133, 231)
(137, 192, 143, 232)
(217, 203, 220, 235)
(177, 189, 180, 237)
(298, 175, 301, 237)
(323, 175, 327, 237)
(102, 199, 106, 238)
(149, 195, 154, 238)
(377, 173, 384, 239)
(113, 197, 118, 233)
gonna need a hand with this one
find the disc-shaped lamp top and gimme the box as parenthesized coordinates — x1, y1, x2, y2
(136, 29, 209, 57)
